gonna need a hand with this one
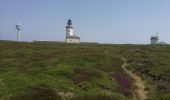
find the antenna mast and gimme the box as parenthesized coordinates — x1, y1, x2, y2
(16, 23, 21, 42)
(156, 32, 158, 37)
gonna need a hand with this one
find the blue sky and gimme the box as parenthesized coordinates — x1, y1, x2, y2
(0, 0, 170, 44)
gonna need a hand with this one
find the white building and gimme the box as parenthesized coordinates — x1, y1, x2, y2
(66, 18, 80, 43)
(150, 32, 159, 44)
(151, 36, 159, 44)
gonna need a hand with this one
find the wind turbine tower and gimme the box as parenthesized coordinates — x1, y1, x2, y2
(16, 23, 21, 42)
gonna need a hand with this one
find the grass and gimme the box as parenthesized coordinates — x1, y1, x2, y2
(123, 45, 170, 99)
(0, 41, 170, 99)
(0, 41, 128, 100)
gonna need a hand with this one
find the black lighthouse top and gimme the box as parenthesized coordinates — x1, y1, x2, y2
(66, 18, 73, 28)
(67, 18, 72, 25)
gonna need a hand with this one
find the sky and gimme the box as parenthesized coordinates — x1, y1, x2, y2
(0, 0, 170, 44)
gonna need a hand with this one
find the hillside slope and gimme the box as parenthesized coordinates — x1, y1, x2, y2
(0, 41, 170, 100)
(0, 41, 132, 100)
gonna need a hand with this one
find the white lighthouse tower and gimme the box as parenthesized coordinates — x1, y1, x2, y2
(65, 18, 80, 43)
(66, 18, 74, 36)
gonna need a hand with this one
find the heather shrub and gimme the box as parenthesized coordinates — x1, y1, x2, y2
(11, 83, 61, 100)
(70, 95, 115, 100)
(95, 57, 123, 72)
(113, 73, 131, 88)
(113, 73, 132, 96)
(73, 67, 103, 83)
(117, 87, 131, 96)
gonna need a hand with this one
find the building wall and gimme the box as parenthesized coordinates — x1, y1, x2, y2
(151, 39, 157, 44)
(66, 38, 80, 43)
(151, 37, 158, 44)
(66, 28, 74, 36)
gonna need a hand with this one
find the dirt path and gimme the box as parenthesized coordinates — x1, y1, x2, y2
(122, 59, 148, 100)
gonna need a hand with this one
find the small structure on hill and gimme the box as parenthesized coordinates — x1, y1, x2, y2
(150, 32, 159, 44)
(150, 32, 167, 45)
(65, 18, 80, 43)
(16, 23, 21, 42)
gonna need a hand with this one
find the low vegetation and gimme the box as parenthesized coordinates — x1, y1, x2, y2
(123, 45, 170, 99)
(0, 41, 129, 100)
(0, 40, 170, 100)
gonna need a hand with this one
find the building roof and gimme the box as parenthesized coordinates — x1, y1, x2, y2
(151, 36, 159, 40)
(66, 35, 80, 39)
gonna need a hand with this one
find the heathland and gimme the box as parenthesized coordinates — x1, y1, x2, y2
(0, 41, 170, 100)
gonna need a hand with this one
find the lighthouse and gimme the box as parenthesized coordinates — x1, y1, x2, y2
(66, 18, 74, 36)
(65, 18, 80, 43)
